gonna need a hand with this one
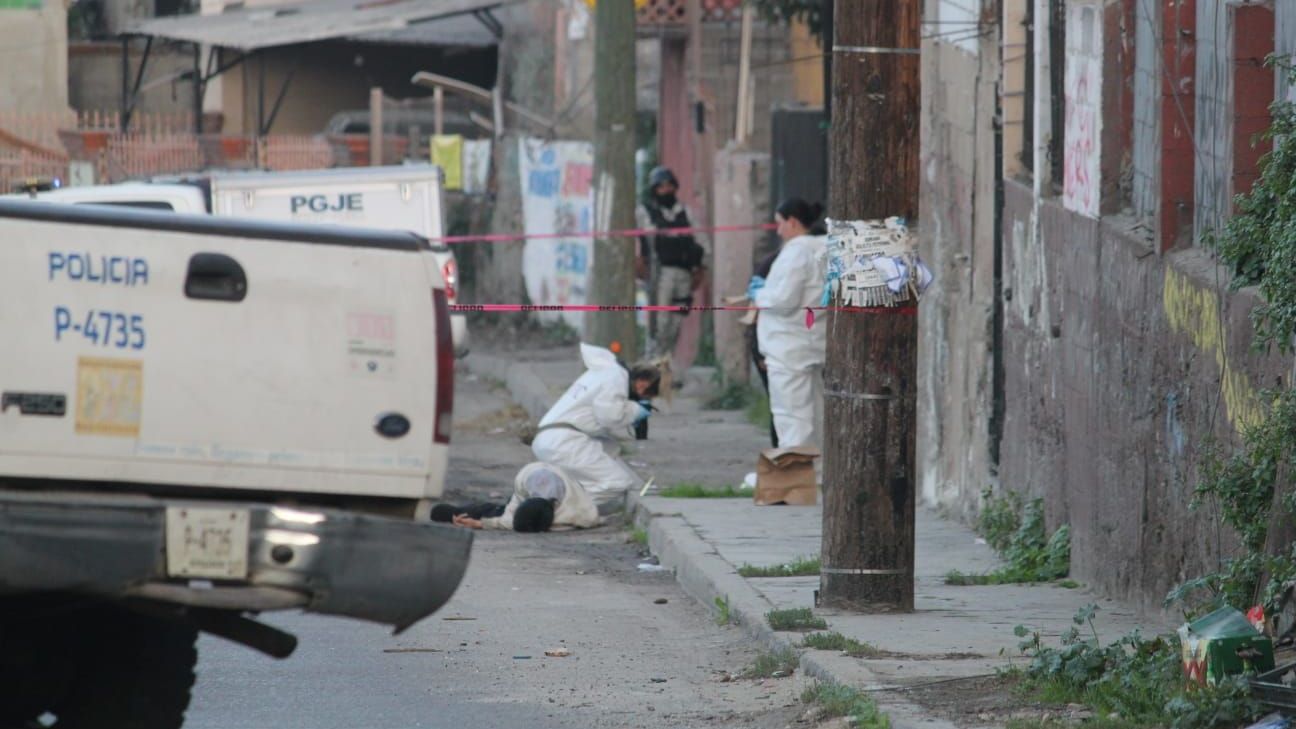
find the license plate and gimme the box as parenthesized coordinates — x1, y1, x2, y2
(165, 507, 250, 579)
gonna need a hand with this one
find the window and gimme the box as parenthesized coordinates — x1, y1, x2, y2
(1048, 0, 1066, 193)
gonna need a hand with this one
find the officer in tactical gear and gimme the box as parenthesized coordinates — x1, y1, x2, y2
(635, 166, 707, 359)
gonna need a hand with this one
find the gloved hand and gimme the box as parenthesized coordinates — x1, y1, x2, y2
(633, 401, 652, 424)
(746, 275, 766, 302)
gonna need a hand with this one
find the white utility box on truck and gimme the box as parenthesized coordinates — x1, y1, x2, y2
(0, 199, 470, 729)
(202, 166, 467, 356)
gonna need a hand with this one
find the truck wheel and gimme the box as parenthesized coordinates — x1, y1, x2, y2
(55, 606, 199, 729)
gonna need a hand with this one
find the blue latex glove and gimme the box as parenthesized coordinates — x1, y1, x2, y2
(633, 401, 652, 424)
(746, 275, 766, 302)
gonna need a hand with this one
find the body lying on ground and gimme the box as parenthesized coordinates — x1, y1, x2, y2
(434, 462, 600, 532)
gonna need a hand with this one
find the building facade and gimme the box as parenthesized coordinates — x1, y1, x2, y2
(921, 0, 1293, 610)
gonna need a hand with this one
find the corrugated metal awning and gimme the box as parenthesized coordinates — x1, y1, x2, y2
(127, 0, 505, 51)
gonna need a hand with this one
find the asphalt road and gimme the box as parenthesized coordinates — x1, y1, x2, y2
(182, 370, 803, 729)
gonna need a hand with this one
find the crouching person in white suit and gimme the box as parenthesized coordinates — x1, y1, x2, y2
(531, 343, 662, 513)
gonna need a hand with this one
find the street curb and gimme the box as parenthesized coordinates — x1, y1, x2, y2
(628, 492, 959, 729)
(471, 349, 953, 727)
(463, 352, 552, 421)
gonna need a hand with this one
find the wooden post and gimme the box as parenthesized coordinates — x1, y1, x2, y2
(369, 87, 383, 167)
(434, 86, 444, 137)
(586, 0, 638, 360)
(734, 4, 754, 145)
(818, 0, 922, 612)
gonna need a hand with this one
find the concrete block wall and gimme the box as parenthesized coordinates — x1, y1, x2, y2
(918, 22, 1002, 517)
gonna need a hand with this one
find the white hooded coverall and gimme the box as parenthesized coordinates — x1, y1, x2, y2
(480, 462, 600, 531)
(531, 344, 643, 508)
(754, 234, 828, 449)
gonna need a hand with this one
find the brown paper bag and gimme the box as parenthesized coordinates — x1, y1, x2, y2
(754, 446, 820, 506)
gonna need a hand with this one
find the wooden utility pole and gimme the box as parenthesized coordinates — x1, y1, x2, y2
(587, 0, 639, 360)
(819, 0, 922, 611)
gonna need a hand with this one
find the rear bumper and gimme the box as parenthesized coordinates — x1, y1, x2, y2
(0, 490, 472, 631)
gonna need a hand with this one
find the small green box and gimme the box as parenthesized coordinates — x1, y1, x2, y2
(1178, 606, 1276, 686)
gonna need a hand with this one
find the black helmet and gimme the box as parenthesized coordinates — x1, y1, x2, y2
(648, 166, 678, 189)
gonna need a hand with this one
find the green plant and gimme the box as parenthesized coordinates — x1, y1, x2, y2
(1013, 605, 1263, 729)
(946, 498, 1070, 585)
(746, 389, 772, 429)
(705, 380, 756, 410)
(802, 632, 880, 658)
(539, 319, 580, 346)
(629, 527, 648, 547)
(741, 648, 799, 679)
(977, 487, 1024, 553)
(696, 312, 717, 367)
(1175, 62, 1296, 615)
(767, 608, 827, 632)
(714, 595, 732, 626)
(657, 482, 753, 499)
(801, 682, 890, 729)
(738, 556, 821, 578)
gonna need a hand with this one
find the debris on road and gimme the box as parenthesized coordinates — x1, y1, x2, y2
(382, 648, 443, 654)
(638, 563, 669, 573)
(654, 598, 669, 604)
(545, 648, 572, 658)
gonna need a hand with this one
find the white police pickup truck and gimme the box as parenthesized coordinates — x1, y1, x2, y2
(9, 164, 469, 357)
(0, 199, 469, 729)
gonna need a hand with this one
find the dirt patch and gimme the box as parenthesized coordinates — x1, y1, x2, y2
(901, 673, 1075, 728)
(456, 403, 531, 435)
(868, 651, 989, 661)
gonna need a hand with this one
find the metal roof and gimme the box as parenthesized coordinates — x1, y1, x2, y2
(127, 0, 506, 51)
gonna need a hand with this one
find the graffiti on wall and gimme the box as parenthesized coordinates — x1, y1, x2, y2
(519, 138, 595, 330)
(1063, 4, 1102, 219)
(1162, 267, 1264, 432)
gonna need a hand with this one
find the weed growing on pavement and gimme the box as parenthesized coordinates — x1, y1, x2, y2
(1012, 604, 1263, 729)
(801, 682, 890, 729)
(705, 379, 757, 410)
(658, 482, 753, 498)
(802, 632, 880, 657)
(746, 390, 772, 429)
(738, 556, 821, 577)
(629, 527, 648, 547)
(767, 608, 828, 632)
(741, 647, 799, 679)
(714, 595, 732, 626)
(947, 497, 1070, 585)
(977, 487, 1024, 552)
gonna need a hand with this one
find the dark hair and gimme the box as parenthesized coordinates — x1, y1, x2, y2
(513, 497, 556, 533)
(776, 198, 825, 230)
(430, 504, 458, 523)
(629, 362, 662, 398)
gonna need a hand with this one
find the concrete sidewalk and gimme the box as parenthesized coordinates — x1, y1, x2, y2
(466, 345, 1166, 728)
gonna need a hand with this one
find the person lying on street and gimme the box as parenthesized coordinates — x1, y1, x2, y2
(530, 343, 661, 513)
(435, 461, 600, 532)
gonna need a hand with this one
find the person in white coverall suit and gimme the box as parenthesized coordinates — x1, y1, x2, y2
(531, 344, 662, 511)
(751, 199, 828, 450)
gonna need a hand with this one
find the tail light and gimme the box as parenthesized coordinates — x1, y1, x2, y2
(441, 258, 458, 303)
(432, 288, 454, 444)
